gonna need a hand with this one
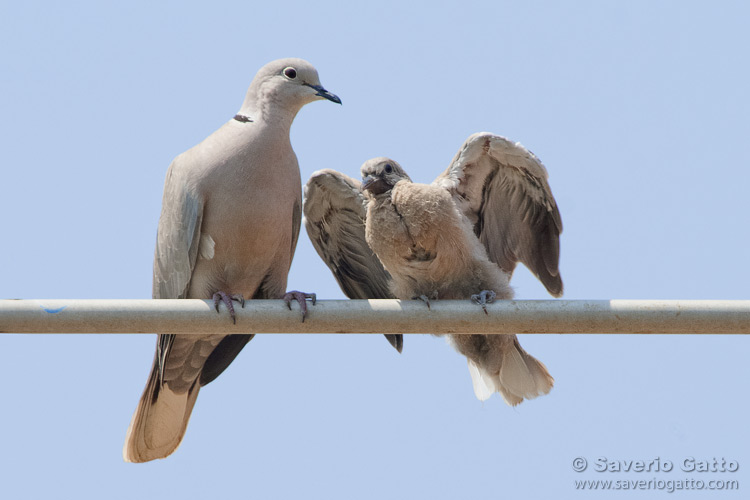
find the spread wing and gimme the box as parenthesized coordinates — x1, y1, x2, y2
(152, 159, 205, 377)
(303, 169, 401, 352)
(434, 132, 563, 296)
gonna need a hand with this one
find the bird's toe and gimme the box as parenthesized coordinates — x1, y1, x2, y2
(471, 290, 497, 315)
(282, 291, 316, 322)
(212, 291, 245, 324)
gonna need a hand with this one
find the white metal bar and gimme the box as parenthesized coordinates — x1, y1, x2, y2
(0, 299, 748, 334)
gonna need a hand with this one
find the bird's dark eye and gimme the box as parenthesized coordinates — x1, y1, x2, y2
(384, 164, 393, 174)
(283, 67, 297, 79)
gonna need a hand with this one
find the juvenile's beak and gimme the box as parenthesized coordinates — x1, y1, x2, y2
(361, 175, 390, 195)
(305, 83, 342, 104)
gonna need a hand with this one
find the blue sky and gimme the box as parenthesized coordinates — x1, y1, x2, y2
(1, 1, 748, 498)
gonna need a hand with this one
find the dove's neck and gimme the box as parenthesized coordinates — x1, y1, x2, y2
(238, 85, 302, 133)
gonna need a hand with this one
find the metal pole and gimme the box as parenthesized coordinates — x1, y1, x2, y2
(1, 299, 749, 334)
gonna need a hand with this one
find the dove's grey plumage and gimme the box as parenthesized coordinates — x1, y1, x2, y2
(124, 58, 340, 463)
(304, 133, 561, 404)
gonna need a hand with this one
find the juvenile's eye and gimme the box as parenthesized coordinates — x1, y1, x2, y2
(283, 67, 297, 79)
(384, 163, 393, 174)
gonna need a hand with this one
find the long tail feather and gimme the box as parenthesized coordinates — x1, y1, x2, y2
(123, 360, 200, 463)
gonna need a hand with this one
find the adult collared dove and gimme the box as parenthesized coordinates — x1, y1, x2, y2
(303, 133, 562, 405)
(124, 58, 340, 463)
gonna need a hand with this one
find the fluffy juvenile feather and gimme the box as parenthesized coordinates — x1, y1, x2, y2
(304, 133, 562, 404)
(361, 157, 553, 405)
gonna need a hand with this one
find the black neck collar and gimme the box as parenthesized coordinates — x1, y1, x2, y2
(233, 114, 253, 123)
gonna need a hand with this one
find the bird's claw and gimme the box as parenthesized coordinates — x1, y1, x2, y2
(283, 291, 316, 322)
(471, 290, 497, 315)
(416, 294, 431, 309)
(413, 292, 438, 310)
(212, 291, 245, 324)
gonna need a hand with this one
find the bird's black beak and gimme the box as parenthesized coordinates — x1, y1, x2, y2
(361, 175, 391, 195)
(306, 83, 342, 104)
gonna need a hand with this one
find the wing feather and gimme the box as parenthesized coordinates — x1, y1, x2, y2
(304, 169, 393, 300)
(151, 159, 205, 381)
(434, 132, 563, 296)
(303, 169, 401, 352)
(153, 160, 204, 300)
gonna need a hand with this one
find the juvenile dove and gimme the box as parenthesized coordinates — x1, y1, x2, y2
(124, 58, 340, 462)
(304, 133, 562, 405)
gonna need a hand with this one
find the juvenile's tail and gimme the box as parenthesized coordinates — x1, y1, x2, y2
(453, 334, 554, 405)
(123, 360, 200, 463)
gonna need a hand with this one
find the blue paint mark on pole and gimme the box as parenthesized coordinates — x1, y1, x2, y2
(41, 306, 67, 314)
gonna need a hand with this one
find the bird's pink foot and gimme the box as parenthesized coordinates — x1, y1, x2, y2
(283, 291, 316, 322)
(212, 291, 245, 324)
(471, 290, 496, 315)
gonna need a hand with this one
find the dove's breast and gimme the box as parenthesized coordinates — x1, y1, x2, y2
(366, 181, 502, 299)
(185, 127, 302, 299)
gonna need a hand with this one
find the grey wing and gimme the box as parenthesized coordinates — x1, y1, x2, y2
(153, 160, 204, 300)
(303, 169, 393, 299)
(434, 132, 563, 296)
(303, 169, 401, 352)
(152, 159, 205, 378)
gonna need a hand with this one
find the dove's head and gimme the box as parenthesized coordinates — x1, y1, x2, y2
(360, 158, 411, 196)
(241, 58, 340, 118)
